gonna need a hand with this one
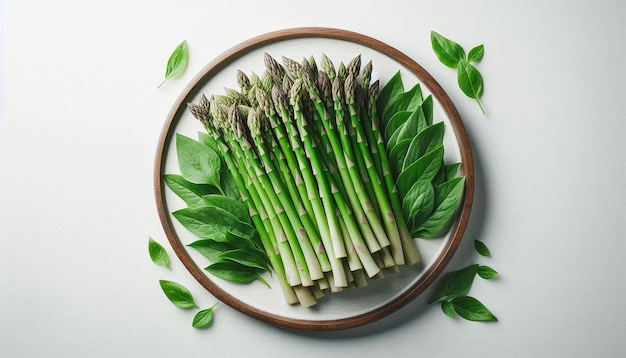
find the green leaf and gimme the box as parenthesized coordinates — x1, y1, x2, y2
(477, 265, 498, 280)
(159, 280, 197, 309)
(429, 264, 479, 303)
(441, 300, 455, 318)
(445, 162, 462, 180)
(402, 180, 435, 230)
(201, 195, 250, 224)
(176, 134, 221, 187)
(421, 95, 434, 127)
(172, 205, 255, 240)
(391, 106, 428, 147)
(188, 239, 235, 263)
(402, 121, 445, 171)
(377, 70, 404, 121)
(414, 176, 465, 237)
(451, 296, 497, 321)
(388, 138, 413, 178)
(197, 131, 220, 153)
(148, 237, 170, 268)
(395, 145, 444, 198)
(157, 40, 188, 88)
(205, 261, 267, 286)
(467, 44, 485, 63)
(382, 83, 423, 125)
(384, 111, 412, 143)
(474, 239, 491, 257)
(218, 249, 271, 272)
(198, 132, 241, 200)
(457, 59, 486, 114)
(431, 31, 465, 68)
(164, 174, 219, 207)
(192, 303, 218, 329)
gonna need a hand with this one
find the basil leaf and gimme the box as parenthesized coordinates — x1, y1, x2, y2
(157, 40, 188, 88)
(148, 237, 170, 268)
(159, 280, 198, 309)
(402, 121, 445, 171)
(205, 261, 264, 285)
(172, 205, 255, 240)
(388, 138, 413, 178)
(457, 59, 486, 114)
(176, 134, 221, 187)
(402, 180, 435, 230)
(392, 106, 428, 147)
(384, 111, 412, 143)
(219, 249, 271, 272)
(197, 131, 220, 153)
(164, 174, 219, 207)
(429, 264, 479, 303)
(377, 70, 404, 121)
(201, 195, 250, 224)
(198, 132, 241, 200)
(445, 162, 462, 180)
(477, 265, 498, 280)
(382, 84, 423, 128)
(414, 176, 465, 237)
(441, 300, 455, 318)
(474, 239, 491, 257)
(192, 303, 218, 329)
(431, 31, 465, 68)
(451, 296, 497, 321)
(188, 239, 235, 263)
(421, 95, 434, 127)
(467, 44, 485, 63)
(395, 145, 444, 198)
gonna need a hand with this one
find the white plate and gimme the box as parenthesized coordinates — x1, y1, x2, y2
(154, 28, 474, 330)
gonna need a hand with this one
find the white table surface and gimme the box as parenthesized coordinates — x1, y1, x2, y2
(1, 0, 625, 357)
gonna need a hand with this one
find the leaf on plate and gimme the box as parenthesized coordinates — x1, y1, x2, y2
(176, 134, 222, 187)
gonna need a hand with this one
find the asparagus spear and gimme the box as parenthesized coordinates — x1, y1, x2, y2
(187, 100, 299, 304)
(225, 104, 323, 285)
(344, 73, 405, 265)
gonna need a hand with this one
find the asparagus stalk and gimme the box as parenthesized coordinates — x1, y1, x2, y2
(247, 108, 331, 274)
(187, 100, 299, 304)
(301, 71, 381, 253)
(271, 85, 349, 287)
(226, 104, 323, 285)
(331, 76, 391, 251)
(367, 81, 421, 264)
(344, 74, 405, 265)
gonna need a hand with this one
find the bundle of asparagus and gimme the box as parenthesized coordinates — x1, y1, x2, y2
(186, 53, 421, 307)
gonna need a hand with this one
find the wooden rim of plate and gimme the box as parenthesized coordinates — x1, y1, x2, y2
(154, 27, 474, 331)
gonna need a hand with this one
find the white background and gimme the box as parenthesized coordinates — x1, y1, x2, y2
(1, 0, 624, 357)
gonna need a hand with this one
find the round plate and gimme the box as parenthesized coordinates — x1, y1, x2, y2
(154, 27, 474, 331)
